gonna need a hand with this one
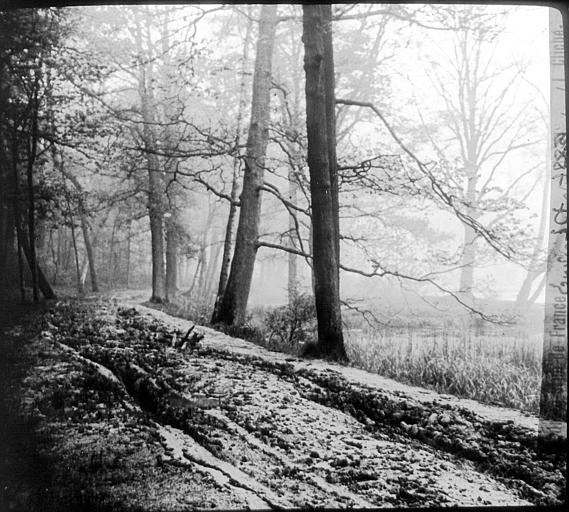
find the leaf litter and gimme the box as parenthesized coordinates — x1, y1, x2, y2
(1, 297, 565, 510)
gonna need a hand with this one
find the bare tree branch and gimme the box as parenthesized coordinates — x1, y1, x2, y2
(335, 97, 516, 260)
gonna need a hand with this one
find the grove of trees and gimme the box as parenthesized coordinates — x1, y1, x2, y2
(0, 4, 551, 361)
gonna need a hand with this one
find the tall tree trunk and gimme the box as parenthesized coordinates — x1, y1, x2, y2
(10, 121, 55, 300)
(214, 169, 239, 311)
(212, 9, 254, 320)
(26, 74, 40, 302)
(145, 102, 166, 303)
(159, 13, 180, 304)
(135, 8, 166, 303)
(212, 4, 278, 325)
(309, 220, 316, 296)
(14, 218, 55, 299)
(303, 4, 346, 361)
(323, 9, 340, 280)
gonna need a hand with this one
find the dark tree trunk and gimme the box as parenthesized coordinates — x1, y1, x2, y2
(8, 122, 55, 300)
(146, 155, 166, 302)
(26, 79, 40, 302)
(214, 177, 238, 313)
(15, 219, 55, 299)
(323, 9, 340, 275)
(135, 9, 166, 303)
(212, 4, 278, 325)
(212, 10, 253, 320)
(159, 16, 181, 304)
(302, 4, 346, 362)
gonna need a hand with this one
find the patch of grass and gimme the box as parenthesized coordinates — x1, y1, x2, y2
(345, 326, 542, 414)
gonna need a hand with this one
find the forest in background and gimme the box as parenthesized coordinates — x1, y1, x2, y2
(0, 4, 560, 416)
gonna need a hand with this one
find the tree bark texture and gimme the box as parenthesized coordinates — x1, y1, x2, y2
(14, 218, 55, 299)
(26, 76, 40, 302)
(135, 10, 166, 303)
(212, 4, 278, 325)
(9, 126, 55, 299)
(159, 15, 181, 304)
(302, 4, 347, 361)
(212, 11, 254, 320)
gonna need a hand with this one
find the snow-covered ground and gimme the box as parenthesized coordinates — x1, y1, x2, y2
(2, 296, 564, 510)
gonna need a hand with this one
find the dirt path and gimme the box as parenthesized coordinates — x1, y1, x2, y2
(1, 298, 565, 510)
(133, 302, 565, 436)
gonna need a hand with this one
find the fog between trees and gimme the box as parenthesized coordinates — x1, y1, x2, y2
(0, 4, 551, 360)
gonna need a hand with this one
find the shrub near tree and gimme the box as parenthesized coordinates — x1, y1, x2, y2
(264, 293, 317, 352)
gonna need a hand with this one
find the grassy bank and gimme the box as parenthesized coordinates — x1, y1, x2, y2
(344, 326, 542, 414)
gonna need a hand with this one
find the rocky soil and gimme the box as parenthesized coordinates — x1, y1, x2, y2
(1, 298, 566, 511)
